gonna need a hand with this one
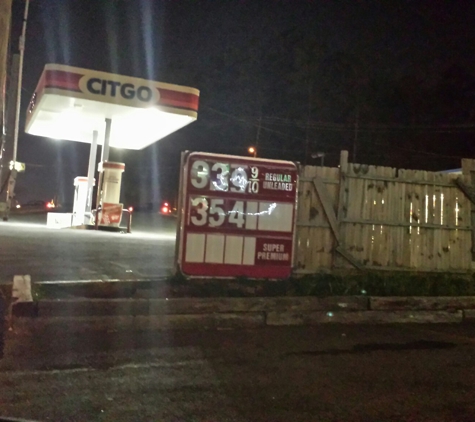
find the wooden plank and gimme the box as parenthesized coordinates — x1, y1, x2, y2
(399, 169, 413, 268)
(383, 166, 396, 267)
(313, 166, 326, 270)
(462, 159, 475, 262)
(336, 150, 349, 222)
(443, 185, 455, 270)
(313, 175, 340, 244)
(448, 185, 457, 271)
(392, 171, 404, 268)
(315, 162, 363, 270)
(418, 171, 428, 269)
(306, 165, 319, 272)
(372, 166, 385, 266)
(433, 172, 444, 271)
(355, 163, 375, 265)
(335, 246, 364, 270)
(452, 185, 462, 270)
(296, 166, 312, 272)
(344, 163, 362, 266)
(456, 185, 471, 270)
(326, 166, 341, 268)
(424, 171, 440, 270)
(409, 170, 421, 269)
(347, 173, 456, 187)
(341, 218, 469, 230)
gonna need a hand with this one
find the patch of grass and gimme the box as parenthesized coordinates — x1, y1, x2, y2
(6, 271, 475, 301)
(163, 271, 475, 298)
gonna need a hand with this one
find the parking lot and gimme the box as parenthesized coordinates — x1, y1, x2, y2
(0, 212, 177, 282)
(1, 323, 475, 421)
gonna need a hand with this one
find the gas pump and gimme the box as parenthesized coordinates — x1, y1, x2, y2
(97, 161, 125, 227)
(72, 176, 94, 226)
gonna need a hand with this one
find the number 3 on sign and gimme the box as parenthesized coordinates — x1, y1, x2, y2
(190, 197, 208, 226)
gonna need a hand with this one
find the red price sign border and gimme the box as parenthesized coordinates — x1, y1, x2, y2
(176, 151, 299, 279)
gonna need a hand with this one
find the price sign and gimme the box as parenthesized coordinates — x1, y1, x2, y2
(176, 152, 298, 278)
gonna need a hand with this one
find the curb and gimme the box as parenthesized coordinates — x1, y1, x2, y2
(10, 296, 475, 330)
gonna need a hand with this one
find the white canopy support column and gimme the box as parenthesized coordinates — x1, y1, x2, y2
(84, 129, 98, 223)
(94, 118, 112, 229)
(102, 118, 111, 163)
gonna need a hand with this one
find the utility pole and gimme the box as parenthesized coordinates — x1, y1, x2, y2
(255, 115, 261, 154)
(353, 103, 360, 163)
(0, 0, 12, 201)
(304, 81, 312, 165)
(4, 0, 29, 220)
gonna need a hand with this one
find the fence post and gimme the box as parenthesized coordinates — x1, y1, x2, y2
(334, 150, 349, 268)
(462, 158, 475, 267)
(0, 291, 4, 359)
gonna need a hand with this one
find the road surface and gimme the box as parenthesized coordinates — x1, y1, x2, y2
(0, 212, 177, 282)
(1, 323, 475, 421)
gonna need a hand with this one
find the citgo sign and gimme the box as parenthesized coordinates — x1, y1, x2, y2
(176, 152, 298, 278)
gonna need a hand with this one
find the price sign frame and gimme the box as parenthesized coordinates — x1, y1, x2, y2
(175, 151, 299, 279)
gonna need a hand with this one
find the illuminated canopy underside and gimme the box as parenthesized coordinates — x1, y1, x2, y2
(25, 64, 200, 150)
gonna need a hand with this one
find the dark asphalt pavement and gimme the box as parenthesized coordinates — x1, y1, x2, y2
(0, 212, 177, 282)
(1, 322, 475, 421)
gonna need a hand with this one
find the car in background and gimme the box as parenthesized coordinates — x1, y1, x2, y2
(16, 199, 57, 213)
(159, 201, 178, 217)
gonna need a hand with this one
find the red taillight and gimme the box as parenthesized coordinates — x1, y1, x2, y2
(128, 206, 133, 213)
(161, 206, 169, 214)
(46, 202, 54, 209)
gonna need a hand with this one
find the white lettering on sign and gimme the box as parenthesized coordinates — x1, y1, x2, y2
(263, 243, 285, 252)
(189, 198, 292, 232)
(262, 181, 293, 191)
(211, 162, 230, 191)
(190, 160, 260, 194)
(256, 251, 290, 261)
(264, 173, 292, 182)
(84, 78, 159, 103)
(190, 160, 210, 189)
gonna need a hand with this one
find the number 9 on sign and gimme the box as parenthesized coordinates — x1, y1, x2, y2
(190, 160, 210, 189)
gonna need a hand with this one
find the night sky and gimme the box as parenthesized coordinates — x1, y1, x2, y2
(8, 0, 475, 206)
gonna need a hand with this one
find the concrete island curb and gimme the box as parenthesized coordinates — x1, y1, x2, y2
(10, 296, 475, 330)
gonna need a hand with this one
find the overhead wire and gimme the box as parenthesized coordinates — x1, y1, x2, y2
(202, 105, 470, 161)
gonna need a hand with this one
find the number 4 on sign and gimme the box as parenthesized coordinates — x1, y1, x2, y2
(229, 201, 244, 228)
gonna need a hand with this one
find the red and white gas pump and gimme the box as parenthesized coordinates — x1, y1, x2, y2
(97, 161, 125, 227)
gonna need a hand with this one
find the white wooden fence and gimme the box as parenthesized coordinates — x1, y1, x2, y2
(295, 152, 474, 273)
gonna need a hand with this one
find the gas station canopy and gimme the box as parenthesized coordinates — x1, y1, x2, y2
(25, 64, 200, 149)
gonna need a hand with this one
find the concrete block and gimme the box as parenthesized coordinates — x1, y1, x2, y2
(135, 312, 266, 330)
(148, 296, 369, 315)
(38, 299, 149, 317)
(12, 302, 38, 318)
(266, 310, 463, 326)
(370, 297, 475, 311)
(15, 312, 265, 331)
(463, 309, 475, 322)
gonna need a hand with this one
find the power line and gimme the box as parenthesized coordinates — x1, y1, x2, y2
(202, 106, 470, 161)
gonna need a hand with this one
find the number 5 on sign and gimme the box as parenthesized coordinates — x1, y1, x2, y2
(209, 199, 225, 227)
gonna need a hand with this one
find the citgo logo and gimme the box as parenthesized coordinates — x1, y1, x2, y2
(80, 77, 160, 103)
